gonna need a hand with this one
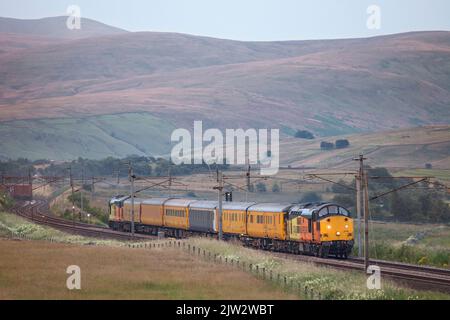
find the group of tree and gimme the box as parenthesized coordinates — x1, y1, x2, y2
(0, 156, 230, 180)
(299, 191, 323, 203)
(320, 139, 350, 150)
(67, 192, 109, 224)
(294, 130, 315, 139)
(330, 167, 450, 223)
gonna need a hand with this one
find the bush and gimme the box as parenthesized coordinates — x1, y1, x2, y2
(272, 183, 280, 193)
(331, 180, 353, 194)
(186, 191, 197, 198)
(0, 191, 14, 210)
(332, 194, 355, 210)
(335, 139, 350, 149)
(295, 130, 315, 139)
(256, 182, 267, 193)
(320, 141, 334, 150)
(299, 191, 322, 203)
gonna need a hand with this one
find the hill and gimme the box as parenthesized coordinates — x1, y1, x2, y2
(0, 29, 449, 134)
(0, 17, 449, 161)
(280, 125, 450, 169)
(0, 16, 127, 39)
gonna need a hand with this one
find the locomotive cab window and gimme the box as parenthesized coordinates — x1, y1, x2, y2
(339, 207, 350, 216)
(318, 208, 328, 218)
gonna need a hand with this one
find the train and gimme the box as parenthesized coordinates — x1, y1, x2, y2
(108, 196, 354, 258)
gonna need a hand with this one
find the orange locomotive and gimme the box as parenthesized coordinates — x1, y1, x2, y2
(109, 197, 354, 258)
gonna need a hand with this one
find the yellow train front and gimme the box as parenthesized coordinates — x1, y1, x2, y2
(287, 203, 354, 258)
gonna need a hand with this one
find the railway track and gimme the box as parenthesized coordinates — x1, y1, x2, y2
(273, 252, 450, 293)
(11, 200, 154, 241)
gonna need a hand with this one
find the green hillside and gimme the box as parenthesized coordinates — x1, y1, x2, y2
(0, 113, 175, 160)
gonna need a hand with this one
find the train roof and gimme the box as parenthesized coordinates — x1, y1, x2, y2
(222, 202, 257, 211)
(123, 198, 145, 204)
(110, 195, 128, 204)
(189, 200, 217, 209)
(141, 197, 172, 205)
(289, 202, 350, 218)
(164, 198, 197, 207)
(247, 203, 293, 212)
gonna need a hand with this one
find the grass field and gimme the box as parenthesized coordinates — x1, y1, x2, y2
(0, 210, 117, 246)
(0, 240, 297, 300)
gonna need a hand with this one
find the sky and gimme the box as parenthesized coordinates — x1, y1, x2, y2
(0, 0, 449, 41)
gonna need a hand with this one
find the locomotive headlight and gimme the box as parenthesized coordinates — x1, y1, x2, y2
(345, 224, 349, 229)
(336, 231, 341, 236)
(327, 225, 331, 230)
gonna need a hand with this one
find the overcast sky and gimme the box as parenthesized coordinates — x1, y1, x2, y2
(1, 0, 449, 41)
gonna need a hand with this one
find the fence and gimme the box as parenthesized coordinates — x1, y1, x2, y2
(127, 239, 322, 300)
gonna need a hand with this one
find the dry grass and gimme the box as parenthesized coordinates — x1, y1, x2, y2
(0, 239, 297, 300)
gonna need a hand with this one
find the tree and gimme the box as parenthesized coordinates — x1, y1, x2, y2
(335, 139, 350, 149)
(295, 130, 315, 139)
(272, 183, 280, 193)
(256, 182, 267, 193)
(332, 194, 355, 211)
(299, 191, 322, 203)
(0, 190, 14, 210)
(320, 141, 334, 150)
(186, 191, 197, 198)
(331, 180, 352, 194)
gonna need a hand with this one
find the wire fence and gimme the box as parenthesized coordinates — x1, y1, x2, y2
(127, 239, 322, 300)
